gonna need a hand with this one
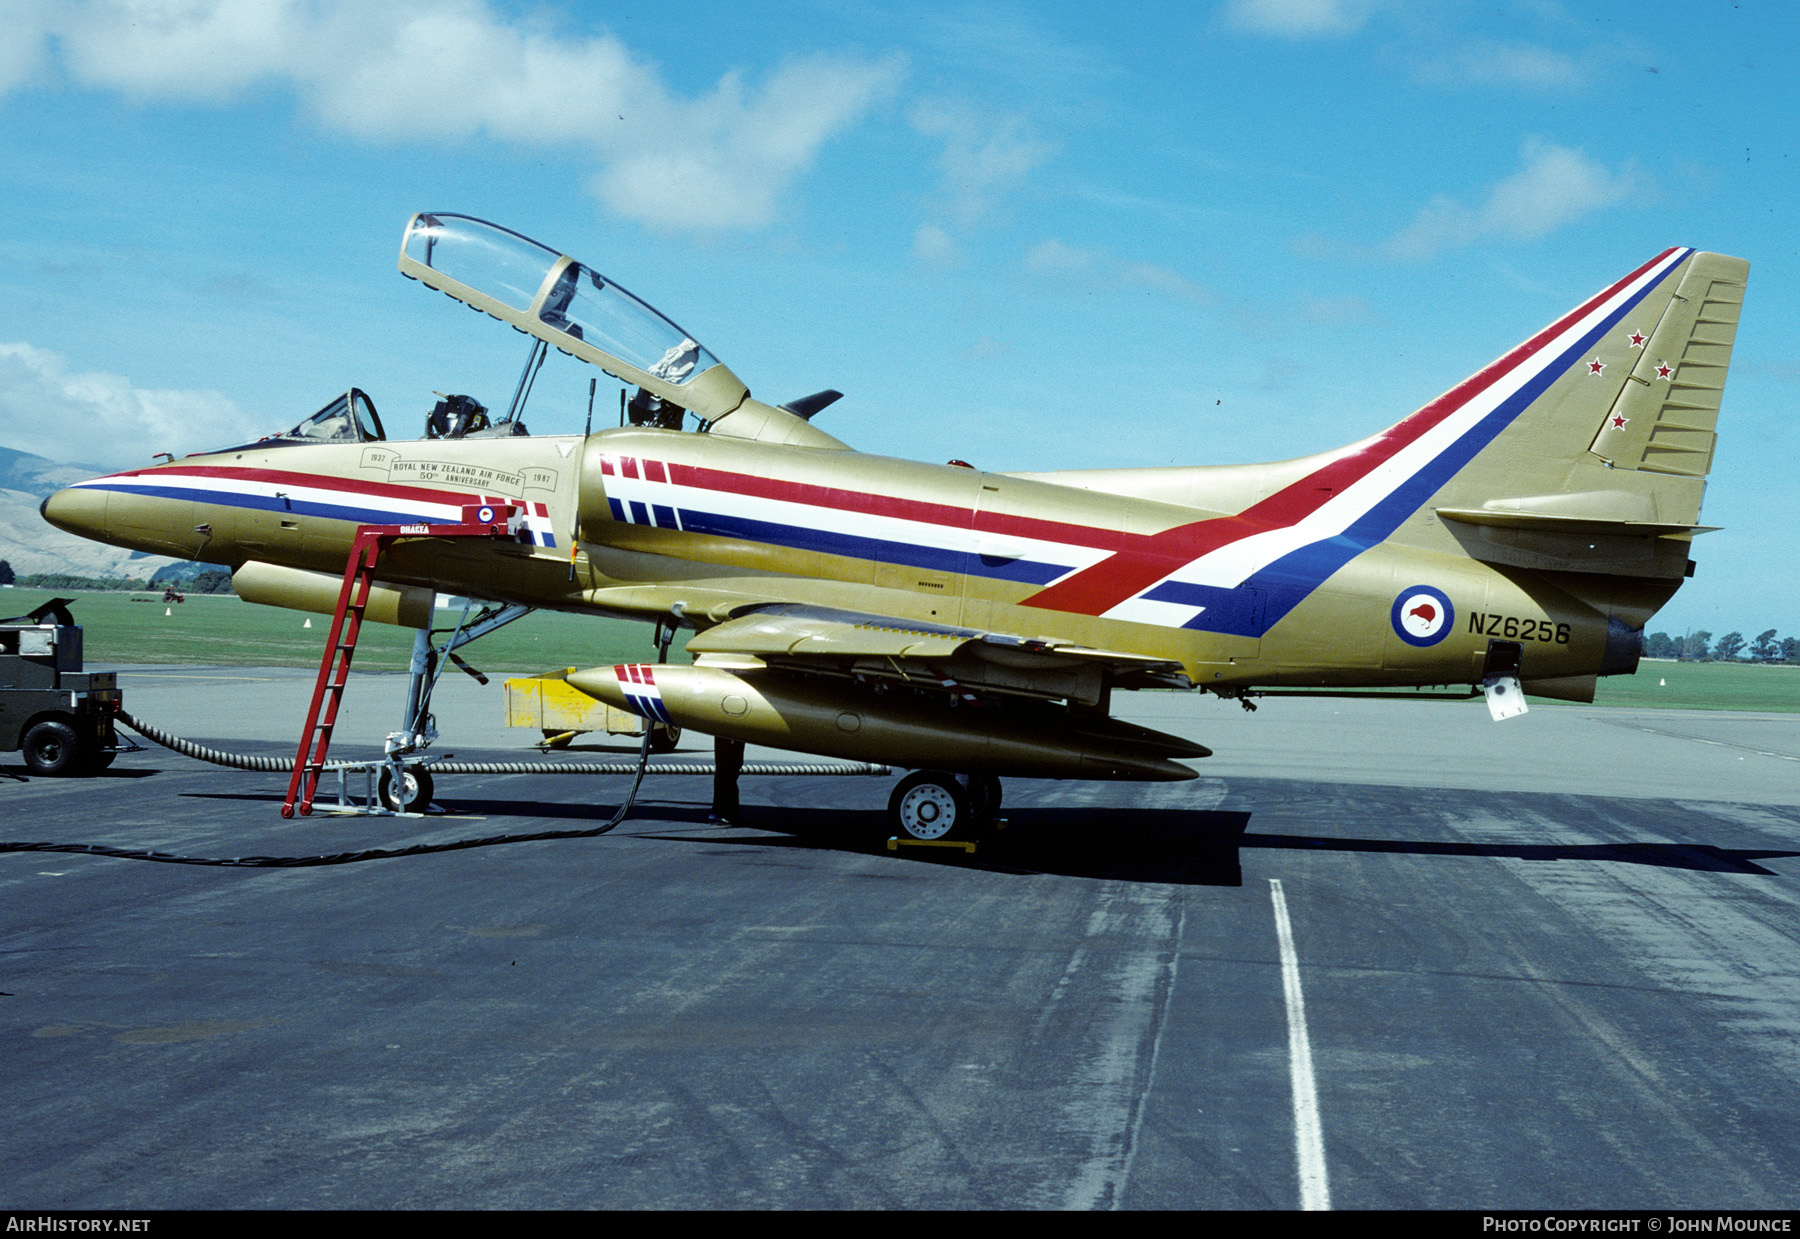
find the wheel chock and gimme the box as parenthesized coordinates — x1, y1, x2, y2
(887, 836, 978, 854)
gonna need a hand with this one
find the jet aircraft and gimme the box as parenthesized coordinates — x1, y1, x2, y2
(41, 213, 1749, 837)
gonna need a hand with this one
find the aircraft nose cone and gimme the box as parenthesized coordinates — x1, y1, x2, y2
(40, 485, 108, 540)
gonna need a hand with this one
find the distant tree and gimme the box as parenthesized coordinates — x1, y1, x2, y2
(17, 572, 151, 591)
(192, 569, 233, 594)
(1645, 631, 1678, 659)
(1714, 631, 1746, 662)
(1750, 629, 1780, 662)
(1783, 638, 1800, 665)
(1680, 630, 1713, 662)
(0, 559, 12, 585)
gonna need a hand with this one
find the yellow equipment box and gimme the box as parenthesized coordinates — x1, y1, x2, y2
(503, 668, 680, 750)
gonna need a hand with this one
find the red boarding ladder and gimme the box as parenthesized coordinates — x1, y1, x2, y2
(281, 504, 524, 818)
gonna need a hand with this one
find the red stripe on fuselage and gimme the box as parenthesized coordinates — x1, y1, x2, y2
(1021, 247, 1682, 614)
(103, 464, 488, 509)
(664, 461, 1137, 552)
(618, 247, 1678, 615)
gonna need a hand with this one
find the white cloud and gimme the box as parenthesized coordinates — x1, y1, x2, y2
(1384, 138, 1646, 261)
(18, 0, 904, 233)
(0, 0, 53, 95)
(912, 224, 963, 268)
(0, 342, 259, 468)
(1025, 239, 1215, 304)
(1410, 39, 1587, 90)
(588, 55, 905, 231)
(1221, 0, 1384, 37)
(911, 98, 1052, 230)
(55, 0, 307, 101)
(1227, 4, 1613, 93)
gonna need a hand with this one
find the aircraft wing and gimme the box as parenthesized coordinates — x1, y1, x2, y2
(684, 603, 1190, 707)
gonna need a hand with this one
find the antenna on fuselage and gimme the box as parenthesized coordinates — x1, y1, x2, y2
(585, 377, 595, 437)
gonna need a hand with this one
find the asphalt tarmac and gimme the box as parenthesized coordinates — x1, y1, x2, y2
(3, 667, 1799, 1210)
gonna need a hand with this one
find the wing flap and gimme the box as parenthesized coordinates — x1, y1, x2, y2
(687, 604, 971, 659)
(687, 603, 1190, 704)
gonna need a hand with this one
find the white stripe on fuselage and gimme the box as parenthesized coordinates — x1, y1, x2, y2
(602, 458, 1112, 581)
(79, 470, 561, 547)
(1101, 248, 1690, 627)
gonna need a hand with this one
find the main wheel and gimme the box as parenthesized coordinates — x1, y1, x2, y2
(22, 720, 83, 776)
(889, 770, 970, 841)
(961, 773, 1002, 824)
(648, 723, 682, 754)
(378, 765, 435, 813)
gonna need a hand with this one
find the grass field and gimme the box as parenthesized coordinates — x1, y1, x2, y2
(5, 587, 1797, 711)
(2, 587, 670, 673)
(1582, 658, 1800, 713)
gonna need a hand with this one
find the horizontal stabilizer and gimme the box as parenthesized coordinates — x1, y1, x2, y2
(1436, 507, 1719, 538)
(1433, 494, 1707, 578)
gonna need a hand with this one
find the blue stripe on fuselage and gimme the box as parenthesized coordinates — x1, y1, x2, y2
(671, 507, 1072, 585)
(1172, 254, 1687, 637)
(75, 481, 449, 527)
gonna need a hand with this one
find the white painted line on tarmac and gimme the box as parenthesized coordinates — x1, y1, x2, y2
(1270, 878, 1331, 1211)
(1600, 719, 1800, 762)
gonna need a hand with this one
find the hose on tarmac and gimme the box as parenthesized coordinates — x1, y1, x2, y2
(114, 710, 888, 779)
(0, 709, 888, 869)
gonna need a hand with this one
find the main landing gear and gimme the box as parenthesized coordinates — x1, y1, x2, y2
(887, 770, 1003, 842)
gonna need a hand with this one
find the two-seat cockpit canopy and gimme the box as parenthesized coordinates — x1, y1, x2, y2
(225, 212, 802, 457)
(402, 214, 722, 385)
(398, 212, 748, 423)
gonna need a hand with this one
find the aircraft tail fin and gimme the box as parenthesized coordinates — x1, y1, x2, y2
(1418, 248, 1747, 540)
(970, 249, 1748, 638)
(1584, 252, 1747, 482)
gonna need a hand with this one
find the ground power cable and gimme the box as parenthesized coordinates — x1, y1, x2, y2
(3, 630, 887, 868)
(112, 710, 885, 779)
(3, 721, 671, 869)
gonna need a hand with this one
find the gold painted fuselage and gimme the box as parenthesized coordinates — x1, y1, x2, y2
(41, 423, 1646, 698)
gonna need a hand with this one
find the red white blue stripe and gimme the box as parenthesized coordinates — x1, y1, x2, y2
(598, 248, 1693, 637)
(1105, 245, 1694, 634)
(69, 465, 560, 548)
(612, 663, 673, 725)
(597, 451, 1111, 585)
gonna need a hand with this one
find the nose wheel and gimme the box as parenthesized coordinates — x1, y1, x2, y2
(378, 764, 435, 814)
(888, 771, 1002, 841)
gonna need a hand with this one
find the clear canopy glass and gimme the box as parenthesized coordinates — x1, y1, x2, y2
(275, 390, 385, 443)
(402, 212, 720, 389)
(403, 213, 560, 312)
(537, 262, 719, 386)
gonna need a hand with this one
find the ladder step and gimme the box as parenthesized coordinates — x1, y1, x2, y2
(285, 527, 391, 816)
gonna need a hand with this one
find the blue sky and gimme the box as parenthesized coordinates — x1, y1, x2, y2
(0, 0, 1793, 638)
